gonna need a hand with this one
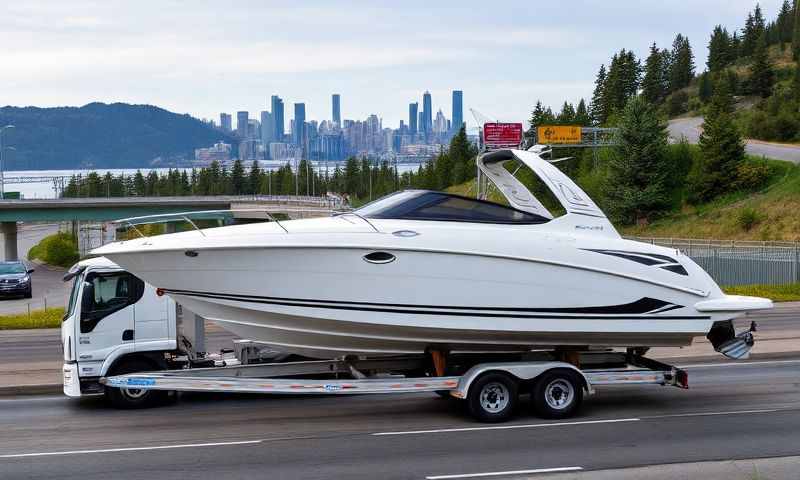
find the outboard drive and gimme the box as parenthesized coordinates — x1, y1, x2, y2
(707, 320, 757, 360)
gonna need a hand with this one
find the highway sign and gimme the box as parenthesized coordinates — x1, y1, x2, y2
(483, 123, 523, 148)
(537, 125, 582, 144)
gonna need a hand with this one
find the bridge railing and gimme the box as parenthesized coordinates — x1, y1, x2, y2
(627, 236, 800, 286)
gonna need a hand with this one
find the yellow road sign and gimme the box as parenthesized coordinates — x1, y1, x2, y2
(537, 125, 582, 144)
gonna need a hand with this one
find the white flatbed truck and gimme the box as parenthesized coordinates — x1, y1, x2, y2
(63, 257, 689, 423)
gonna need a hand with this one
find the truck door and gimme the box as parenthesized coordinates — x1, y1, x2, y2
(78, 271, 143, 363)
(133, 283, 171, 352)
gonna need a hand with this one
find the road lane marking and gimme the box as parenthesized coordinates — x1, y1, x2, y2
(679, 359, 800, 368)
(372, 418, 639, 436)
(646, 408, 779, 419)
(426, 467, 583, 479)
(0, 439, 263, 459)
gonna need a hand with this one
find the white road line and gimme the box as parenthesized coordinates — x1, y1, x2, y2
(426, 466, 583, 479)
(0, 439, 262, 459)
(679, 359, 800, 369)
(372, 418, 639, 436)
(646, 408, 779, 419)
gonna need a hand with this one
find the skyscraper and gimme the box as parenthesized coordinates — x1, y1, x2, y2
(236, 111, 249, 138)
(220, 113, 232, 132)
(452, 90, 463, 134)
(261, 110, 274, 147)
(271, 95, 285, 141)
(332, 94, 341, 127)
(293, 103, 306, 147)
(422, 91, 432, 136)
(408, 102, 418, 136)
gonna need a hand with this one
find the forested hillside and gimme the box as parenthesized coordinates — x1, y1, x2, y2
(0, 103, 234, 170)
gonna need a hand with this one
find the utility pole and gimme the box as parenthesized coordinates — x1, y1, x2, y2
(0, 125, 15, 199)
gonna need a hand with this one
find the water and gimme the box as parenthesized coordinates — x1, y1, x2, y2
(5, 161, 426, 199)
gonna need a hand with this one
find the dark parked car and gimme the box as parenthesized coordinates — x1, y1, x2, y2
(0, 261, 34, 299)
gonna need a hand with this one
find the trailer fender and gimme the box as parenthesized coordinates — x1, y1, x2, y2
(452, 361, 594, 399)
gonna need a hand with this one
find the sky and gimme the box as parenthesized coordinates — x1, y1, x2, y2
(0, 0, 785, 130)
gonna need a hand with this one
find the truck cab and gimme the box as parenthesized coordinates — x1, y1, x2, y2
(61, 257, 177, 405)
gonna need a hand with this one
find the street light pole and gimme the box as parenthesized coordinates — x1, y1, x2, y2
(0, 125, 16, 200)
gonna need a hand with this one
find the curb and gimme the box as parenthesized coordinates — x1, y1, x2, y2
(0, 384, 62, 397)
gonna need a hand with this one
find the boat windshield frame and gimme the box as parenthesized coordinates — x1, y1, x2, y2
(355, 190, 551, 225)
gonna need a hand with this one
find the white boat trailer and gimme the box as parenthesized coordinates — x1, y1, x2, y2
(102, 351, 688, 422)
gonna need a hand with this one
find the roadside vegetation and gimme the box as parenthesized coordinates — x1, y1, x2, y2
(0, 308, 64, 330)
(724, 283, 800, 302)
(27, 232, 79, 268)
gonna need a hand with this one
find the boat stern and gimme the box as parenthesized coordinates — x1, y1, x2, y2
(696, 294, 773, 360)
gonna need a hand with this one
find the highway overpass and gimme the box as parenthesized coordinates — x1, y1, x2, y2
(0, 195, 336, 261)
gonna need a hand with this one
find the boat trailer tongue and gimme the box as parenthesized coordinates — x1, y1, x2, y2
(707, 320, 757, 360)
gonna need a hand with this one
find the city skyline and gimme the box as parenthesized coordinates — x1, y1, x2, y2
(1, 1, 781, 127)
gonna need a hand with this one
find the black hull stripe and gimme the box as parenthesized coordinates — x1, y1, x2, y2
(164, 289, 710, 320)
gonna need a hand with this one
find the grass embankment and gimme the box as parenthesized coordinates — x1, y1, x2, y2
(27, 232, 79, 267)
(723, 283, 800, 302)
(0, 308, 65, 330)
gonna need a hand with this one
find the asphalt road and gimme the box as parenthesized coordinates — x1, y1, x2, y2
(668, 117, 800, 164)
(0, 358, 799, 479)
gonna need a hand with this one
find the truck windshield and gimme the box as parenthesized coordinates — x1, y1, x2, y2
(64, 273, 83, 321)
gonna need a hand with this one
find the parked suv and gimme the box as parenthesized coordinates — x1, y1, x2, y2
(0, 261, 34, 298)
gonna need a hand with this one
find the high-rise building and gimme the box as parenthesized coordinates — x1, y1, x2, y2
(434, 109, 448, 134)
(271, 95, 285, 141)
(408, 102, 418, 136)
(332, 94, 341, 127)
(422, 91, 432, 135)
(452, 90, 463, 134)
(236, 111, 249, 138)
(260, 110, 274, 146)
(220, 113, 232, 132)
(293, 103, 306, 148)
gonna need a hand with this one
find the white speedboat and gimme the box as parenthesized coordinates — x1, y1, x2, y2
(92, 148, 771, 359)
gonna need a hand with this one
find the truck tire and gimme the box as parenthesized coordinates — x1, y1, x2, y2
(531, 369, 583, 419)
(467, 372, 519, 423)
(105, 358, 168, 409)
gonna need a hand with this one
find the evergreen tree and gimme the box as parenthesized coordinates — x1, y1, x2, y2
(742, 5, 766, 56)
(698, 71, 713, 103)
(749, 33, 775, 97)
(794, 0, 800, 59)
(589, 64, 608, 124)
(248, 161, 262, 195)
(603, 96, 672, 224)
(642, 42, 667, 104)
(707, 26, 733, 72)
(778, 0, 794, 45)
(557, 102, 576, 123)
(668, 34, 695, 92)
(574, 99, 590, 126)
(690, 79, 745, 202)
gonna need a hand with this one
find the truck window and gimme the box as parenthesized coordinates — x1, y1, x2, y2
(64, 273, 83, 321)
(80, 272, 144, 333)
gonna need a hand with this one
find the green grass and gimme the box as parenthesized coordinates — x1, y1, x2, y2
(0, 308, 65, 330)
(27, 232, 79, 267)
(723, 283, 800, 302)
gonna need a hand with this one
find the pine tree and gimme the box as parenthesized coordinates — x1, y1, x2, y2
(589, 64, 608, 124)
(642, 42, 667, 104)
(248, 160, 262, 195)
(557, 102, 576, 123)
(690, 79, 744, 202)
(230, 159, 245, 194)
(778, 0, 793, 45)
(668, 34, 695, 92)
(603, 96, 672, 224)
(575, 99, 590, 126)
(794, 0, 800, 59)
(742, 5, 767, 57)
(749, 33, 774, 97)
(698, 71, 713, 103)
(707, 26, 733, 72)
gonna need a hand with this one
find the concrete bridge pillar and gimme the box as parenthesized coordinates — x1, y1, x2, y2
(1, 221, 18, 261)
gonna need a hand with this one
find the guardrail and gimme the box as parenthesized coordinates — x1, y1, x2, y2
(628, 237, 800, 286)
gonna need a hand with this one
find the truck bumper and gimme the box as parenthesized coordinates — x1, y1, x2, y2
(63, 363, 81, 397)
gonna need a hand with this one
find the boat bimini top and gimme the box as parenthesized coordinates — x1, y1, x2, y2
(476, 148, 620, 238)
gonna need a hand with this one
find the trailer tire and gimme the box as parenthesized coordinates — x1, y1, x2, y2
(531, 369, 583, 419)
(467, 372, 518, 423)
(105, 358, 168, 409)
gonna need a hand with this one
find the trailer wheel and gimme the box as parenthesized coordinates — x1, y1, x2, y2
(467, 372, 519, 423)
(531, 369, 583, 419)
(105, 358, 168, 409)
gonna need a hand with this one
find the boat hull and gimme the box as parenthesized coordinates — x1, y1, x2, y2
(105, 245, 721, 357)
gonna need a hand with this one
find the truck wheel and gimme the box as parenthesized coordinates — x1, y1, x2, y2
(105, 358, 168, 409)
(531, 369, 583, 419)
(467, 372, 518, 423)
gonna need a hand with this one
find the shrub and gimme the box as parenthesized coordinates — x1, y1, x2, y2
(733, 160, 773, 191)
(27, 232, 79, 268)
(736, 207, 761, 231)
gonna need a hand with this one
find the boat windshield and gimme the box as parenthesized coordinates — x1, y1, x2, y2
(355, 190, 550, 224)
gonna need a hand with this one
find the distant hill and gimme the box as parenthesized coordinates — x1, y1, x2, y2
(0, 102, 236, 170)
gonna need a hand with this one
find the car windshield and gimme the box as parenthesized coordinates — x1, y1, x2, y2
(0, 262, 25, 274)
(355, 190, 550, 225)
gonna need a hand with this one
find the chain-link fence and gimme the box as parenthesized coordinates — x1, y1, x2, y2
(628, 237, 800, 286)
